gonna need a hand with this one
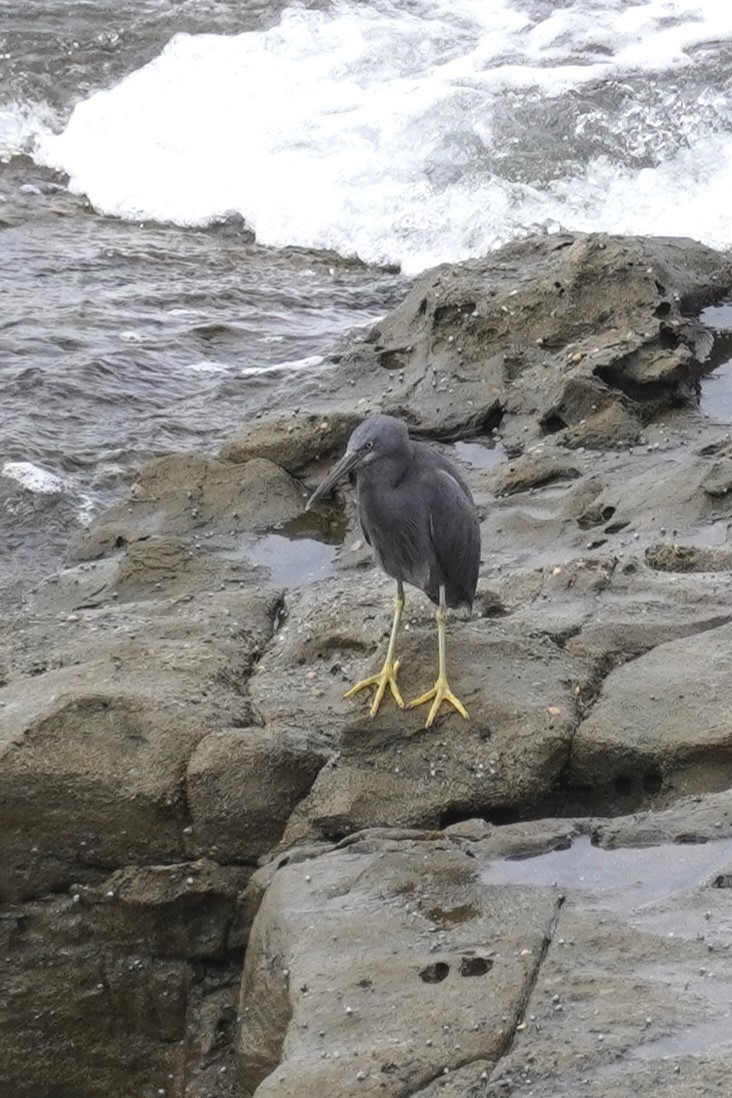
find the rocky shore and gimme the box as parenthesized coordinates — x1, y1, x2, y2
(3, 232, 732, 1096)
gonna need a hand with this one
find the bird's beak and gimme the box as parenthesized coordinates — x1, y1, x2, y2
(305, 449, 361, 510)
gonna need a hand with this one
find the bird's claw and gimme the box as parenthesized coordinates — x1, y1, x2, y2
(344, 659, 405, 717)
(408, 676, 469, 729)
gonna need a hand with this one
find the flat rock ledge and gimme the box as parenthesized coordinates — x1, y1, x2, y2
(238, 816, 732, 1098)
(3, 232, 732, 1096)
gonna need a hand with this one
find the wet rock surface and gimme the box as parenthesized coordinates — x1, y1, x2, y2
(236, 826, 732, 1098)
(4, 232, 732, 1095)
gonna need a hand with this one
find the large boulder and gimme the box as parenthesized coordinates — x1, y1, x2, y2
(252, 233, 732, 452)
(247, 570, 584, 844)
(569, 620, 732, 798)
(237, 836, 562, 1096)
(221, 410, 359, 473)
(67, 452, 306, 562)
(186, 728, 326, 861)
(237, 822, 732, 1096)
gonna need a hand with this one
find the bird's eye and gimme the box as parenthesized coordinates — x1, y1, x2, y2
(366, 440, 374, 450)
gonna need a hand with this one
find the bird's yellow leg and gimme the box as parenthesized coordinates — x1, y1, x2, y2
(344, 587, 405, 716)
(408, 594, 469, 728)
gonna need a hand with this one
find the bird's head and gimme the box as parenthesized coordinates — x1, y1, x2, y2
(305, 415, 410, 509)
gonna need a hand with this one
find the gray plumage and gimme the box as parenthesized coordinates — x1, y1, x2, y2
(307, 414, 480, 608)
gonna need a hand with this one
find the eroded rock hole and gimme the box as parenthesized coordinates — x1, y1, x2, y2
(483, 806, 523, 826)
(438, 808, 474, 830)
(654, 301, 672, 318)
(460, 956, 492, 977)
(614, 774, 633, 796)
(482, 404, 505, 434)
(541, 413, 568, 435)
(642, 768, 663, 794)
(379, 349, 407, 370)
(319, 822, 349, 843)
(212, 1007, 236, 1051)
(419, 962, 449, 984)
(659, 323, 681, 350)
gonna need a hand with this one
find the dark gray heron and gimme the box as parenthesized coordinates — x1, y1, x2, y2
(306, 414, 481, 728)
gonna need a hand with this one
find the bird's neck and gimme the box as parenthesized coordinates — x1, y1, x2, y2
(359, 444, 413, 493)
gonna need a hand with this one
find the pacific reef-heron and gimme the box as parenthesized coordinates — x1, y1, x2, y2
(306, 414, 481, 727)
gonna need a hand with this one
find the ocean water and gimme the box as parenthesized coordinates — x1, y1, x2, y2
(23, 0, 732, 270)
(2, 0, 732, 593)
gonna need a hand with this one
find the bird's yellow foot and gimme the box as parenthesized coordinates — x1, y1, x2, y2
(344, 659, 405, 717)
(408, 675, 469, 728)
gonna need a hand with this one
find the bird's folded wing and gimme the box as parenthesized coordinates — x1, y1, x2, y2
(426, 469, 481, 608)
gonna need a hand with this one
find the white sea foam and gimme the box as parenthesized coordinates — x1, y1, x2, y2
(0, 100, 60, 159)
(1, 460, 68, 494)
(184, 353, 325, 376)
(33, 0, 732, 271)
(239, 354, 325, 376)
(186, 360, 230, 373)
(1, 461, 98, 525)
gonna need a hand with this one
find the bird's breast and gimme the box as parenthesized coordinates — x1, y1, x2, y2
(356, 477, 430, 591)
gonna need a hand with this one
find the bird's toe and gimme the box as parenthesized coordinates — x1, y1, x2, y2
(408, 676, 469, 728)
(343, 659, 405, 716)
